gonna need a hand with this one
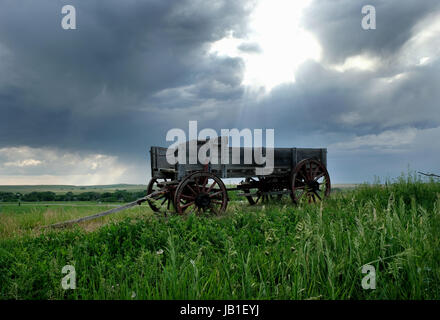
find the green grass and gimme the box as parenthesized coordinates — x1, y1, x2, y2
(0, 203, 149, 239)
(0, 176, 439, 299)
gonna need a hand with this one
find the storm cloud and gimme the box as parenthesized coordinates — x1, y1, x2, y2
(0, 0, 439, 184)
(302, 0, 440, 64)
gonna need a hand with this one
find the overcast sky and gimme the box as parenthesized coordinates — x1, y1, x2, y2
(0, 0, 439, 185)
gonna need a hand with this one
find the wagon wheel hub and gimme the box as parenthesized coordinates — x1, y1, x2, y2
(307, 180, 320, 191)
(195, 192, 211, 209)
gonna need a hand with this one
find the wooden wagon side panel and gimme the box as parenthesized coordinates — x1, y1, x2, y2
(150, 147, 176, 179)
(151, 144, 328, 180)
(295, 148, 327, 167)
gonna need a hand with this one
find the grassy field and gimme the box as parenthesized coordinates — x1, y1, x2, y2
(0, 202, 148, 239)
(0, 175, 439, 299)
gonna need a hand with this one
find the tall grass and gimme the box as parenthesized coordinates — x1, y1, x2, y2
(0, 176, 439, 299)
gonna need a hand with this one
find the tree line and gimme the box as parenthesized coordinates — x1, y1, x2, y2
(0, 190, 147, 203)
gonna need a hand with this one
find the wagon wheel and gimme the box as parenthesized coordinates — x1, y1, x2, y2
(146, 178, 173, 212)
(243, 177, 282, 205)
(174, 172, 228, 216)
(291, 159, 331, 204)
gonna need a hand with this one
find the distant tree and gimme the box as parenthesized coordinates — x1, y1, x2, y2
(65, 192, 74, 201)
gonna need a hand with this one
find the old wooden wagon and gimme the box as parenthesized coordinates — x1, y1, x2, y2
(146, 139, 331, 215)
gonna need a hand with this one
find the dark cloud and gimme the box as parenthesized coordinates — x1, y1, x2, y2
(302, 0, 440, 63)
(0, 0, 439, 183)
(0, 0, 254, 153)
(237, 58, 440, 138)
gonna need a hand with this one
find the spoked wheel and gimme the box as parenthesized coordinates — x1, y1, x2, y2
(146, 178, 173, 212)
(291, 159, 331, 204)
(174, 172, 228, 216)
(243, 177, 283, 205)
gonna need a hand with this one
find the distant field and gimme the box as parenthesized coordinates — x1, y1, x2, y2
(332, 184, 359, 189)
(0, 184, 147, 194)
(0, 177, 438, 299)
